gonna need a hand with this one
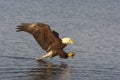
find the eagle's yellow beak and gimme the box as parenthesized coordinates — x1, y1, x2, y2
(68, 52, 76, 58)
(69, 40, 74, 44)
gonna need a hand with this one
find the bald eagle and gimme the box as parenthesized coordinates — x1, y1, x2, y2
(16, 23, 75, 60)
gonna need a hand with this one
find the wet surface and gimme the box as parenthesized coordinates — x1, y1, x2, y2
(0, 0, 120, 80)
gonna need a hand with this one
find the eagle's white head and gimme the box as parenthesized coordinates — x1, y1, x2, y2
(62, 38, 74, 44)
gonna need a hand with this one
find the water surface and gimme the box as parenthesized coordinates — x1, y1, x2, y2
(0, 0, 120, 80)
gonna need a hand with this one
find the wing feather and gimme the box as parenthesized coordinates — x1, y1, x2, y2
(52, 30, 60, 39)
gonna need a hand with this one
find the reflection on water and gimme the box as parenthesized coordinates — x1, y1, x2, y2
(0, 55, 72, 80)
(26, 60, 72, 80)
(0, 57, 72, 80)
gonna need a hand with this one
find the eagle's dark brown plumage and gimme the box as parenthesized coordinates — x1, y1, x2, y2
(16, 23, 75, 59)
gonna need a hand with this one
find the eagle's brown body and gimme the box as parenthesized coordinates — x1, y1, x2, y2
(16, 23, 69, 58)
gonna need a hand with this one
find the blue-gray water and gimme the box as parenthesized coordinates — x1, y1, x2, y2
(0, 0, 120, 80)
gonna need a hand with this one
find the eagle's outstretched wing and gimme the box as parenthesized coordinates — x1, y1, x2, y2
(16, 23, 65, 52)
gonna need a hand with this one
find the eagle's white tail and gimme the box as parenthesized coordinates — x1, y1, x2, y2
(35, 50, 53, 60)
